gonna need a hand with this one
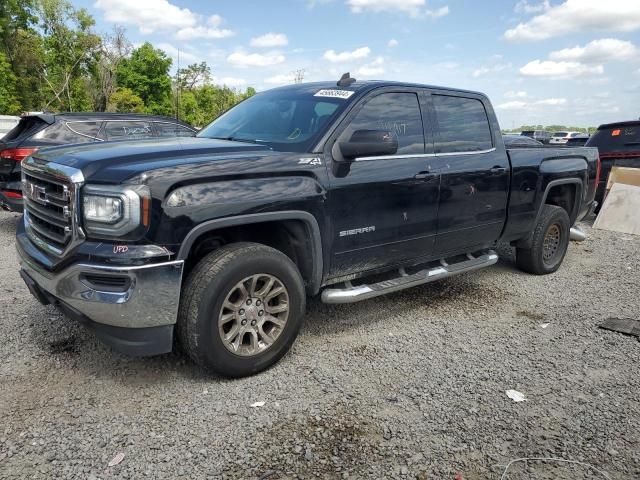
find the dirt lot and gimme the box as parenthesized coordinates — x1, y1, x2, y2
(0, 209, 638, 480)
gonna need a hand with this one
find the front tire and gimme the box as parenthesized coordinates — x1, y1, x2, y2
(516, 205, 570, 275)
(177, 242, 306, 378)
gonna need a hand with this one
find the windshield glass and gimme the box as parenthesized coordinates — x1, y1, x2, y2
(197, 89, 348, 152)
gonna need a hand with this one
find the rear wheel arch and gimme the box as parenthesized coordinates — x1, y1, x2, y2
(177, 211, 323, 294)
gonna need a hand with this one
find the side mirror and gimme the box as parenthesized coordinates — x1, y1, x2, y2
(338, 129, 398, 160)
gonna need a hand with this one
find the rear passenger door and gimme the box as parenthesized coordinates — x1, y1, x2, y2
(429, 93, 509, 255)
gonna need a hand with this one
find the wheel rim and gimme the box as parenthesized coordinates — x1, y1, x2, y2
(218, 274, 289, 357)
(543, 223, 562, 264)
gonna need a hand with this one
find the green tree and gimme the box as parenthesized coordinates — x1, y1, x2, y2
(38, 0, 101, 111)
(117, 42, 172, 115)
(0, 51, 21, 114)
(107, 87, 144, 113)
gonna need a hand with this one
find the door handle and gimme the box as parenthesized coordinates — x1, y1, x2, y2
(414, 171, 431, 180)
(490, 166, 507, 174)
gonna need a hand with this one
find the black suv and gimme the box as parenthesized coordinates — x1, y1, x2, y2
(0, 113, 196, 212)
(585, 120, 640, 206)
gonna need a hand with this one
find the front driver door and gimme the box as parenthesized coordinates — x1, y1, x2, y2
(325, 90, 440, 278)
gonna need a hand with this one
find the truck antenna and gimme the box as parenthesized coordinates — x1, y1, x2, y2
(337, 72, 356, 87)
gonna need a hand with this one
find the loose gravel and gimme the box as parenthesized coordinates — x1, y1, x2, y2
(0, 209, 638, 480)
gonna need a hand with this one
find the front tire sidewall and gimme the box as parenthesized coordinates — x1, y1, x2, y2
(195, 252, 305, 377)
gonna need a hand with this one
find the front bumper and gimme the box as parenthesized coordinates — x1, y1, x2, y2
(17, 237, 184, 356)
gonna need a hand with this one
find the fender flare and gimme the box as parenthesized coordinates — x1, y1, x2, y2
(177, 211, 324, 294)
(518, 178, 583, 249)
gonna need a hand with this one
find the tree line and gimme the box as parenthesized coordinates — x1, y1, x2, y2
(0, 0, 255, 127)
(503, 125, 598, 134)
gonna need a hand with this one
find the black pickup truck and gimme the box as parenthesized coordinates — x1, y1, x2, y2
(16, 76, 600, 377)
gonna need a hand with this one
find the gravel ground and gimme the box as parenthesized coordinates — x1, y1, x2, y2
(0, 209, 639, 480)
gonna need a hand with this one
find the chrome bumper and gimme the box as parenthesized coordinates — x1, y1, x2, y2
(19, 253, 184, 329)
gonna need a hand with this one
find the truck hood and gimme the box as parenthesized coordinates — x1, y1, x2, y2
(32, 137, 273, 183)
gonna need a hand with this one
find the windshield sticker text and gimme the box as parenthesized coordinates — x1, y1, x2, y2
(314, 89, 354, 99)
(298, 157, 322, 166)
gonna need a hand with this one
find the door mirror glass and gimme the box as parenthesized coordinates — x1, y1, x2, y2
(338, 129, 398, 160)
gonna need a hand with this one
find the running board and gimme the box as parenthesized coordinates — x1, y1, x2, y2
(321, 250, 499, 304)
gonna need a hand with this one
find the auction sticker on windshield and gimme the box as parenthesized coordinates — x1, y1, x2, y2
(314, 89, 355, 99)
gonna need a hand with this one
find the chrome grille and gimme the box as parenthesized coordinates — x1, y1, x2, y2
(21, 157, 84, 256)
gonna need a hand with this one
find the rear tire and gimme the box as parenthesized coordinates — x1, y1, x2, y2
(177, 242, 306, 378)
(516, 205, 570, 275)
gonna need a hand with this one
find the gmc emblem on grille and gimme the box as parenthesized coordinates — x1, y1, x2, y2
(24, 182, 48, 205)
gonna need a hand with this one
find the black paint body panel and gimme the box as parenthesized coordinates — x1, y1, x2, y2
(22, 81, 599, 289)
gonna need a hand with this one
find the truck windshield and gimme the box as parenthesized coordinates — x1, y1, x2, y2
(197, 90, 347, 152)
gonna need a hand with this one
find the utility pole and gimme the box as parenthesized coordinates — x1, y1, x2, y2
(176, 50, 180, 121)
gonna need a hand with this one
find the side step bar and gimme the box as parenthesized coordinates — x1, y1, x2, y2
(321, 250, 499, 304)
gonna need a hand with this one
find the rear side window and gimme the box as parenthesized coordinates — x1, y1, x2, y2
(104, 121, 153, 141)
(66, 121, 102, 141)
(155, 122, 195, 138)
(340, 92, 425, 155)
(586, 125, 640, 153)
(433, 95, 492, 154)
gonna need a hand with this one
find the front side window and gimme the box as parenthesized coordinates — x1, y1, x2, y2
(104, 121, 153, 141)
(338, 92, 425, 155)
(197, 88, 346, 153)
(433, 95, 493, 154)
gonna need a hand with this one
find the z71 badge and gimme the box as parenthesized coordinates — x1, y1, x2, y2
(298, 157, 322, 166)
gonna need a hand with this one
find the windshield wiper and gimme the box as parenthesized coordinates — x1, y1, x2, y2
(208, 135, 263, 145)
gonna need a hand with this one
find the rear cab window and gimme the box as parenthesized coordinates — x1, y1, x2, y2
(65, 121, 103, 142)
(432, 95, 493, 153)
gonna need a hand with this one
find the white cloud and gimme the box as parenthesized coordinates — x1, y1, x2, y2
(264, 73, 295, 85)
(227, 51, 286, 67)
(357, 56, 385, 76)
(388, 38, 399, 48)
(214, 76, 247, 87)
(472, 63, 510, 78)
(94, 0, 233, 39)
(535, 98, 567, 106)
(424, 6, 449, 18)
(497, 101, 527, 110)
(497, 98, 567, 110)
(323, 46, 370, 62)
(519, 60, 604, 79)
(514, 0, 550, 14)
(505, 90, 528, 98)
(250, 33, 289, 48)
(505, 0, 640, 42)
(346, 0, 449, 18)
(549, 38, 638, 64)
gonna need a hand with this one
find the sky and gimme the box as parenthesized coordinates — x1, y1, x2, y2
(75, 0, 640, 128)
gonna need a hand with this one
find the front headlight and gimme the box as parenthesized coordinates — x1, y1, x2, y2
(82, 185, 149, 238)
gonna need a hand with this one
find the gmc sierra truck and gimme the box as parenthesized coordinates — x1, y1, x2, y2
(16, 75, 600, 377)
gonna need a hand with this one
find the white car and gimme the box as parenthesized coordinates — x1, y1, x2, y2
(0, 115, 20, 139)
(549, 131, 582, 144)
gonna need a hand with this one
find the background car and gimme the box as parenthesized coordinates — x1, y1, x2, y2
(0, 115, 20, 138)
(503, 134, 543, 147)
(0, 112, 196, 211)
(565, 134, 590, 147)
(586, 120, 640, 207)
(549, 131, 583, 144)
(520, 130, 552, 144)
